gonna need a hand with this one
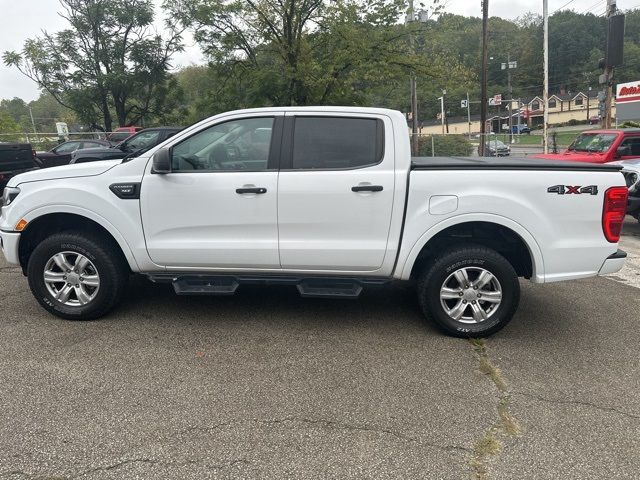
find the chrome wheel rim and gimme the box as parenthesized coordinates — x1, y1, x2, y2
(440, 267, 502, 324)
(43, 251, 100, 307)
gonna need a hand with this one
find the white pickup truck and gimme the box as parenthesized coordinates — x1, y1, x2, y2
(0, 107, 629, 337)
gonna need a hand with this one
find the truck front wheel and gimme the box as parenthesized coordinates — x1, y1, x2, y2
(417, 245, 520, 338)
(27, 232, 128, 320)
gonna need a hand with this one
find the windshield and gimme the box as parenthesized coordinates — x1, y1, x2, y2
(120, 131, 161, 152)
(487, 140, 506, 148)
(568, 133, 617, 153)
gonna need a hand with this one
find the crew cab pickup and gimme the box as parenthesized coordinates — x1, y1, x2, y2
(534, 128, 640, 163)
(0, 107, 629, 337)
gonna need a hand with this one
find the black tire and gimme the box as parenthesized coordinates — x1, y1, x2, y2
(417, 245, 520, 338)
(27, 231, 128, 320)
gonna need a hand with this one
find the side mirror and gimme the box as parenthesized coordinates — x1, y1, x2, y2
(616, 146, 631, 158)
(152, 148, 171, 174)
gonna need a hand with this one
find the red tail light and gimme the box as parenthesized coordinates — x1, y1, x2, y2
(602, 186, 628, 243)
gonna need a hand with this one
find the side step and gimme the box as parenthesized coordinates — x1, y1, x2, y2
(147, 274, 389, 299)
(172, 276, 239, 295)
(296, 278, 363, 298)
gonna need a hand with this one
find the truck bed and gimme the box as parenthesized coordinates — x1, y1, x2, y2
(411, 156, 621, 172)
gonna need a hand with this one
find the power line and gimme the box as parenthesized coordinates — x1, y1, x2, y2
(552, 0, 577, 14)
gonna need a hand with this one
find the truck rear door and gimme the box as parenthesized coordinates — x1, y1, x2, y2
(277, 113, 395, 272)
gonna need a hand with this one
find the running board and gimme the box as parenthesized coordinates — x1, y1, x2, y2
(296, 278, 362, 298)
(147, 274, 388, 299)
(172, 276, 239, 295)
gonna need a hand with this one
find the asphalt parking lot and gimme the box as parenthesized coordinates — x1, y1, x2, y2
(1, 221, 639, 479)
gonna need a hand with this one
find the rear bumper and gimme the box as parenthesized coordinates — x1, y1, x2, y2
(0, 230, 20, 266)
(627, 195, 640, 215)
(598, 249, 627, 275)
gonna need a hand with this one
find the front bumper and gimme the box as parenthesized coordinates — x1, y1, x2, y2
(598, 249, 627, 275)
(0, 230, 20, 266)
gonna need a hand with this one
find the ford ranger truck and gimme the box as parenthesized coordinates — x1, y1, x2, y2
(0, 107, 629, 337)
(534, 128, 640, 163)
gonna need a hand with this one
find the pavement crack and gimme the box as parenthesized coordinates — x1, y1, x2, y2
(69, 458, 248, 478)
(468, 339, 522, 480)
(177, 417, 470, 453)
(512, 391, 640, 420)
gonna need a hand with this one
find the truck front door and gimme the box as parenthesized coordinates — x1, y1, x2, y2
(140, 115, 283, 269)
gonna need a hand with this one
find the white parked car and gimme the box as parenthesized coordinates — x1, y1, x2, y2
(0, 107, 629, 337)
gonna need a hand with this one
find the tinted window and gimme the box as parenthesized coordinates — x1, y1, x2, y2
(620, 137, 640, 156)
(548, 99, 556, 108)
(575, 97, 584, 106)
(171, 117, 274, 171)
(291, 117, 382, 170)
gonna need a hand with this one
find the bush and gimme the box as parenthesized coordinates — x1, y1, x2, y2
(414, 134, 473, 157)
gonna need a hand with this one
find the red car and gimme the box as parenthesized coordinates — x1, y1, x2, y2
(534, 129, 640, 163)
(107, 126, 143, 143)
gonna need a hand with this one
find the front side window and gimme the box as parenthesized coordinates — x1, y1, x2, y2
(171, 117, 274, 171)
(619, 137, 640, 156)
(291, 117, 383, 170)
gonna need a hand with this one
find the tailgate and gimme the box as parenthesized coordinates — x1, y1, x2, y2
(0, 144, 37, 172)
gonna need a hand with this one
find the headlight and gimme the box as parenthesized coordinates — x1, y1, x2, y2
(1, 187, 20, 207)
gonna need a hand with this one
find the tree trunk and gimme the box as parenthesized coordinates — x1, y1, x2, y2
(101, 96, 112, 132)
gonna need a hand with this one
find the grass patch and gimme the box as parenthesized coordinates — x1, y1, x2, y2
(468, 339, 522, 479)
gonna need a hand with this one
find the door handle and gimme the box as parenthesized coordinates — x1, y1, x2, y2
(351, 185, 383, 193)
(236, 187, 267, 194)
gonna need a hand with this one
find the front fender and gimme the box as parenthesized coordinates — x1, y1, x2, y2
(21, 204, 141, 272)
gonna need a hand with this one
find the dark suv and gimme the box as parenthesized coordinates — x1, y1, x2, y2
(71, 127, 183, 164)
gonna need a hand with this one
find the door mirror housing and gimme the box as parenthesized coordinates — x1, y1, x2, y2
(152, 148, 172, 174)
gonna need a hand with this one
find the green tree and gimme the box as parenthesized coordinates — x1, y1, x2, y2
(163, 0, 464, 113)
(3, 0, 184, 131)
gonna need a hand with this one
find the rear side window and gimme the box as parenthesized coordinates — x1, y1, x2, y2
(291, 117, 383, 170)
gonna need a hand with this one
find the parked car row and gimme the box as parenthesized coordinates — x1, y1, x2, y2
(22, 127, 182, 168)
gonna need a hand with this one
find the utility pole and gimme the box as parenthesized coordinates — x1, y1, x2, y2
(503, 56, 516, 143)
(438, 95, 445, 134)
(604, 0, 617, 128)
(466, 92, 471, 139)
(543, 0, 549, 154)
(409, 0, 418, 155)
(28, 106, 38, 138)
(479, 0, 489, 156)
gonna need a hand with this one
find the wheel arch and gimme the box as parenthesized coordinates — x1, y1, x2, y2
(17, 208, 139, 274)
(399, 214, 544, 282)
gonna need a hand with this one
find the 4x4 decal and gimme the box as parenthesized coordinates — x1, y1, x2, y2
(547, 185, 598, 195)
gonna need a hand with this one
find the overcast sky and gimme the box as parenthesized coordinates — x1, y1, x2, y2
(0, 0, 637, 101)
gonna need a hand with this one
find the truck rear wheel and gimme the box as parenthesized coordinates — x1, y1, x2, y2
(27, 232, 128, 320)
(417, 245, 520, 338)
